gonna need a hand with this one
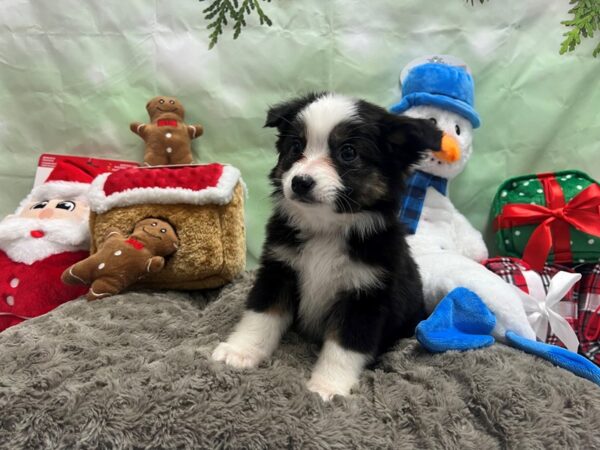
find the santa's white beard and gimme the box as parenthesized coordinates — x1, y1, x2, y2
(0, 216, 90, 264)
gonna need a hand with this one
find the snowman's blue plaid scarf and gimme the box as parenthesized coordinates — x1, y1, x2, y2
(399, 170, 448, 234)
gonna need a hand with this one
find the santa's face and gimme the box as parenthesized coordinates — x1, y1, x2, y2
(18, 198, 89, 222)
(0, 198, 90, 264)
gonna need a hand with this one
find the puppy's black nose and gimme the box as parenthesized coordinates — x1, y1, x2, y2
(291, 175, 316, 196)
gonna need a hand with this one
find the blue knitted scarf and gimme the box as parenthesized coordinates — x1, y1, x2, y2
(398, 170, 448, 234)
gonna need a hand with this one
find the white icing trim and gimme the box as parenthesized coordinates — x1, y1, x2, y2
(189, 125, 196, 138)
(137, 124, 145, 134)
(88, 165, 242, 213)
(68, 267, 86, 284)
(89, 288, 110, 298)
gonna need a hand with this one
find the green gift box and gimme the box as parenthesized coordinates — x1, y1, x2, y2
(492, 170, 600, 270)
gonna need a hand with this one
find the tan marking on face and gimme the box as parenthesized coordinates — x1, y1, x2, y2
(356, 172, 388, 206)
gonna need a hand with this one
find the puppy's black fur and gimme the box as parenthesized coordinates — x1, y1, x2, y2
(249, 92, 442, 360)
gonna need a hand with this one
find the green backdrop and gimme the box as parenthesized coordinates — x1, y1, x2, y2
(1, 0, 599, 268)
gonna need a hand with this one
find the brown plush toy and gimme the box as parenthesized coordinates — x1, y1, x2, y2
(130, 96, 203, 166)
(61, 218, 179, 300)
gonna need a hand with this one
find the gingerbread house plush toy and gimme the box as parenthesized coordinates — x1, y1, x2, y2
(87, 163, 246, 290)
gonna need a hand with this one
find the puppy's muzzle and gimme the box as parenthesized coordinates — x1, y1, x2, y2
(291, 175, 316, 203)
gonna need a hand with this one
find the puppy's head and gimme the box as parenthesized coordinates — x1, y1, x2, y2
(265, 93, 442, 215)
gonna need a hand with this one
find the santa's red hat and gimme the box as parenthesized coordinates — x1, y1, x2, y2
(16, 159, 103, 213)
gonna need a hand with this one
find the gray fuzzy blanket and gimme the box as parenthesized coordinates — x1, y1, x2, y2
(1, 271, 599, 449)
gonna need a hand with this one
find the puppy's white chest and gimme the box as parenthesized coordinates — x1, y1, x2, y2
(279, 235, 383, 336)
(296, 237, 347, 332)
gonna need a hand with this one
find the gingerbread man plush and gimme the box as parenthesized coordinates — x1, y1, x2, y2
(61, 218, 179, 300)
(130, 96, 203, 166)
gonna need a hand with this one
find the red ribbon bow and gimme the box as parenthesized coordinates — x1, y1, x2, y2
(495, 175, 600, 271)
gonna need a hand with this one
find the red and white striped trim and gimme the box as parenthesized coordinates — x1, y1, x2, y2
(88, 164, 243, 214)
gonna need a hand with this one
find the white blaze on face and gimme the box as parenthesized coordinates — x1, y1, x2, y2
(282, 94, 359, 205)
(403, 105, 473, 180)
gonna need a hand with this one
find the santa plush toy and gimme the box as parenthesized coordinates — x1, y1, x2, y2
(391, 56, 536, 341)
(0, 160, 99, 331)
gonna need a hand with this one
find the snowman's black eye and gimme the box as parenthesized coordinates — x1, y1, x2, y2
(31, 201, 48, 209)
(429, 117, 437, 125)
(455, 125, 461, 135)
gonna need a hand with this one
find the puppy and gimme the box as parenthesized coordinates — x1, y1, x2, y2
(213, 92, 442, 400)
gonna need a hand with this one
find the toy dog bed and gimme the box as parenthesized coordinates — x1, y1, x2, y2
(0, 273, 599, 448)
(88, 163, 246, 290)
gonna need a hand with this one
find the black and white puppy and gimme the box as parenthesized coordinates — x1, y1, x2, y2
(212, 92, 442, 401)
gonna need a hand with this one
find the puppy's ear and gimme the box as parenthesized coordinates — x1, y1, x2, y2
(264, 92, 324, 129)
(382, 114, 443, 167)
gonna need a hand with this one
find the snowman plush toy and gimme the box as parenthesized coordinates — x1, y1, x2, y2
(390, 56, 536, 342)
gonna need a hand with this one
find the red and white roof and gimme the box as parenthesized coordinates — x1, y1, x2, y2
(88, 163, 243, 213)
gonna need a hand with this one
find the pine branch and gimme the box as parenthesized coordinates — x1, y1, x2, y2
(200, 0, 600, 57)
(469, 0, 600, 57)
(200, 0, 273, 49)
(560, 0, 600, 57)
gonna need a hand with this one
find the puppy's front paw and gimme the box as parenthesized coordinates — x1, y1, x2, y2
(211, 342, 265, 369)
(306, 375, 350, 401)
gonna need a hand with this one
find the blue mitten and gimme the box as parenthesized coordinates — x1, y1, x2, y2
(505, 331, 600, 386)
(416, 287, 496, 352)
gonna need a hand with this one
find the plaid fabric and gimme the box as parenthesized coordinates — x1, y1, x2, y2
(575, 264, 600, 365)
(482, 257, 530, 293)
(398, 170, 448, 234)
(482, 257, 579, 348)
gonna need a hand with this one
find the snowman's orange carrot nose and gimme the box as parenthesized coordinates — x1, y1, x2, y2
(435, 133, 461, 163)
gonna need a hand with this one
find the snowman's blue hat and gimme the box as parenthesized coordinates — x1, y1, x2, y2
(390, 63, 481, 128)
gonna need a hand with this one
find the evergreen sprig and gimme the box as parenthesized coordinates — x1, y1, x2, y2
(201, 0, 600, 57)
(560, 0, 600, 57)
(200, 0, 273, 49)
(468, 0, 600, 57)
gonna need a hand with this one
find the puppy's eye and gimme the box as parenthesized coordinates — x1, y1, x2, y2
(169, 100, 175, 105)
(289, 139, 303, 154)
(160, 228, 167, 233)
(455, 125, 461, 136)
(159, 99, 165, 104)
(56, 201, 76, 211)
(339, 145, 358, 163)
(31, 201, 48, 210)
(152, 222, 157, 227)
(429, 117, 437, 125)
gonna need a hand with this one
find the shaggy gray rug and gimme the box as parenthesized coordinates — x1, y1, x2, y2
(0, 271, 599, 449)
